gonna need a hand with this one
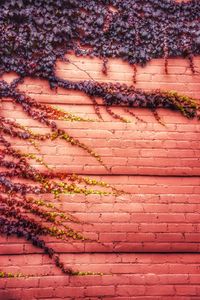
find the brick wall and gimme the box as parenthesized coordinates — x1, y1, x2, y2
(0, 54, 200, 299)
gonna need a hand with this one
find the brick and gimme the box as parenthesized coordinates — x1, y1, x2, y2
(100, 213, 130, 223)
(85, 286, 115, 297)
(145, 274, 160, 285)
(0, 289, 22, 300)
(175, 285, 197, 296)
(99, 233, 127, 242)
(140, 224, 168, 232)
(159, 274, 189, 284)
(0, 278, 7, 289)
(116, 285, 145, 296)
(155, 233, 184, 242)
(190, 275, 200, 284)
(69, 275, 102, 286)
(39, 276, 69, 287)
(0, 244, 24, 255)
(6, 278, 39, 288)
(54, 287, 85, 298)
(145, 285, 175, 296)
(127, 233, 156, 242)
(21, 288, 54, 299)
(169, 264, 200, 274)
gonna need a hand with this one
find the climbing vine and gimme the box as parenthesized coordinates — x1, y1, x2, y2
(0, 0, 200, 276)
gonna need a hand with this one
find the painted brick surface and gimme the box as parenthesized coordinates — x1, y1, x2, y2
(1, 254, 200, 299)
(1, 55, 200, 298)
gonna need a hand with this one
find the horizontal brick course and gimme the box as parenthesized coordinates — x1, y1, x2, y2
(1, 254, 200, 299)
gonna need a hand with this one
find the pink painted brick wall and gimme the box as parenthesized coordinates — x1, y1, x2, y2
(1, 54, 200, 299)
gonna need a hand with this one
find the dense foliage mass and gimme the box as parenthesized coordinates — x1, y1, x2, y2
(0, 0, 200, 78)
(0, 0, 200, 276)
